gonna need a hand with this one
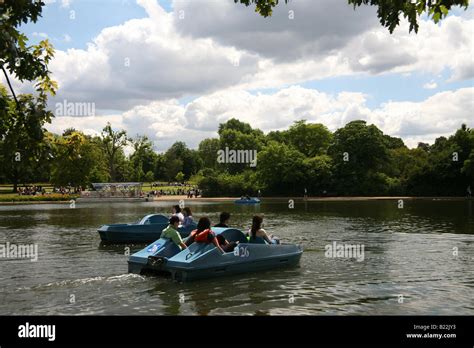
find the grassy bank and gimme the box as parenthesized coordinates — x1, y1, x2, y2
(0, 193, 79, 203)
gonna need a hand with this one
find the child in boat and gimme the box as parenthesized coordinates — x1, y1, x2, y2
(172, 205, 185, 223)
(161, 216, 187, 250)
(214, 212, 230, 228)
(187, 217, 237, 253)
(182, 207, 194, 227)
(248, 215, 277, 244)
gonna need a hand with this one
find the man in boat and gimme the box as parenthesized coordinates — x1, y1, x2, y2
(161, 216, 188, 250)
(214, 212, 230, 228)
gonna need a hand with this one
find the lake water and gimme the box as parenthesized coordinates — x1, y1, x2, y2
(0, 199, 473, 315)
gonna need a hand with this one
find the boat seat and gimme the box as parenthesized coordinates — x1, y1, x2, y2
(153, 239, 182, 258)
(147, 214, 169, 224)
(218, 228, 248, 244)
(248, 236, 267, 244)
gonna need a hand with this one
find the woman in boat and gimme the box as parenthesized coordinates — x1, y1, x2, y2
(182, 207, 194, 227)
(248, 215, 274, 244)
(214, 212, 230, 228)
(171, 205, 184, 223)
(161, 216, 187, 250)
(186, 217, 237, 253)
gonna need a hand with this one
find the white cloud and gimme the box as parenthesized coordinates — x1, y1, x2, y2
(423, 81, 438, 89)
(46, 87, 474, 151)
(45, 0, 259, 110)
(43, 0, 72, 7)
(60, 0, 72, 8)
(32, 32, 49, 39)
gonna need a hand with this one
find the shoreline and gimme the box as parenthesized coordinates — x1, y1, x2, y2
(0, 195, 471, 205)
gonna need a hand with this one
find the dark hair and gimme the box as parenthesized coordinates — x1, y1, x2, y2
(250, 215, 263, 239)
(219, 212, 230, 224)
(173, 205, 181, 213)
(197, 217, 211, 232)
(183, 207, 192, 216)
(169, 215, 180, 225)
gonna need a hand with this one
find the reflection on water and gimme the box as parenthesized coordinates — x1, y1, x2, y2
(0, 199, 473, 315)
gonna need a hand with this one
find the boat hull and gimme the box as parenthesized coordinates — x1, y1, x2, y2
(128, 227, 303, 281)
(98, 214, 196, 243)
(168, 249, 302, 281)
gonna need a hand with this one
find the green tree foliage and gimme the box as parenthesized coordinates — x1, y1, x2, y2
(218, 118, 265, 174)
(0, 0, 58, 191)
(50, 131, 108, 187)
(0, 88, 55, 191)
(348, 0, 470, 33)
(198, 138, 220, 169)
(175, 171, 185, 183)
(164, 141, 203, 180)
(257, 141, 307, 194)
(269, 120, 333, 157)
(234, 0, 469, 33)
(100, 123, 129, 182)
(129, 135, 158, 181)
(197, 169, 259, 197)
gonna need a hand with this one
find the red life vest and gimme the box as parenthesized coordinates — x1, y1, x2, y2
(194, 229, 215, 243)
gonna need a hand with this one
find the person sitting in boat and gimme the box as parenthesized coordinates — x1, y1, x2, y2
(214, 212, 230, 228)
(186, 217, 237, 253)
(182, 207, 194, 227)
(245, 195, 251, 200)
(248, 215, 276, 244)
(161, 216, 188, 250)
(171, 205, 185, 223)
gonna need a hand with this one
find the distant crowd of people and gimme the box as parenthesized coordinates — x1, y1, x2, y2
(16, 185, 82, 195)
(147, 188, 201, 198)
(17, 185, 45, 195)
(151, 182, 193, 188)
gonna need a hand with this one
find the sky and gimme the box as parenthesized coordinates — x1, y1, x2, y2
(6, 0, 474, 150)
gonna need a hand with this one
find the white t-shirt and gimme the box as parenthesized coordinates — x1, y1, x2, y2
(174, 212, 185, 223)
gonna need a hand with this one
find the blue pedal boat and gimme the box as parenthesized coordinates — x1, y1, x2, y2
(234, 197, 260, 204)
(98, 214, 196, 243)
(128, 227, 303, 281)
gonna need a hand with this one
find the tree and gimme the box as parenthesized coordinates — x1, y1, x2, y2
(175, 171, 185, 183)
(234, 0, 469, 33)
(129, 135, 157, 181)
(218, 118, 265, 174)
(165, 158, 183, 182)
(0, 1, 57, 191)
(348, 0, 469, 33)
(257, 141, 307, 194)
(154, 154, 167, 181)
(100, 123, 129, 181)
(283, 120, 333, 157)
(0, 88, 55, 191)
(218, 118, 256, 135)
(164, 142, 202, 180)
(50, 131, 107, 187)
(198, 138, 220, 169)
(303, 155, 333, 194)
(328, 120, 389, 195)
